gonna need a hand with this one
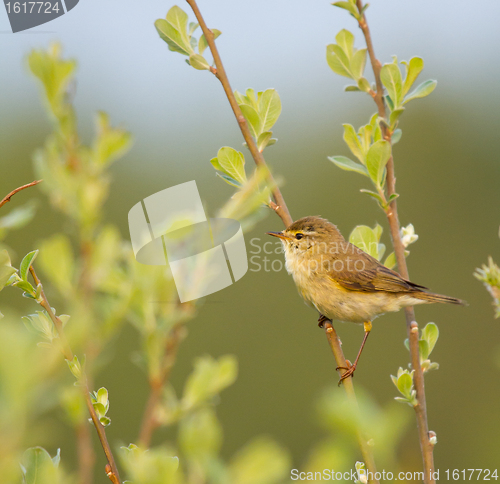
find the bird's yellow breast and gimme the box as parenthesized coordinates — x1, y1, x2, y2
(284, 245, 424, 323)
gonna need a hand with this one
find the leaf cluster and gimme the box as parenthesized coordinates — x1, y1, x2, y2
(155, 6, 221, 71)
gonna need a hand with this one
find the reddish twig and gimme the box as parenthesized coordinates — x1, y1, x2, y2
(185, 0, 292, 228)
(0, 179, 42, 209)
(29, 265, 122, 484)
(183, 1, 378, 480)
(355, 1, 435, 481)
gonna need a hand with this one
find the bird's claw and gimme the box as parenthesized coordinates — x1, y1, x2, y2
(336, 360, 356, 386)
(317, 314, 331, 328)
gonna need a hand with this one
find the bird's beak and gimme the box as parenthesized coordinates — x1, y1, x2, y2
(266, 231, 291, 240)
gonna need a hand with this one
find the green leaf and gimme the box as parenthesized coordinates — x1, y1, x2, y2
(198, 29, 221, 55)
(385, 94, 395, 112)
(154, 15, 192, 56)
(99, 416, 111, 427)
(397, 372, 413, 398)
(350, 48, 367, 80)
(92, 111, 132, 166)
(21, 447, 61, 484)
(120, 446, 179, 484)
(360, 189, 385, 207)
(335, 29, 354, 60)
(401, 57, 424, 96)
(344, 84, 361, 92)
(389, 107, 405, 129)
(96, 387, 109, 407)
(387, 192, 399, 203)
(366, 140, 391, 187)
(215, 147, 247, 185)
(358, 123, 373, 154)
(349, 225, 379, 259)
(326, 44, 352, 78)
(419, 340, 430, 361)
(210, 157, 223, 172)
(229, 437, 290, 484)
(357, 77, 371, 93)
(23, 311, 57, 341)
(216, 172, 243, 188)
(27, 44, 76, 114)
(20, 250, 39, 281)
(328, 156, 369, 177)
(188, 22, 199, 36)
(188, 53, 210, 70)
(332, 1, 360, 18)
(391, 128, 402, 144)
(381, 63, 403, 108)
(257, 131, 274, 151)
(38, 235, 74, 296)
(258, 89, 282, 133)
(67, 355, 83, 380)
(243, 88, 258, 109)
(182, 355, 238, 409)
(166, 5, 189, 43)
(0, 201, 37, 237)
(422, 322, 439, 356)
(0, 250, 16, 289)
(384, 252, 396, 269)
(403, 79, 437, 104)
(239, 104, 261, 138)
(179, 407, 222, 458)
(14, 279, 35, 295)
(342, 124, 364, 163)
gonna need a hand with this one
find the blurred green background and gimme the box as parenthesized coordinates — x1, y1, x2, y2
(1, 0, 499, 481)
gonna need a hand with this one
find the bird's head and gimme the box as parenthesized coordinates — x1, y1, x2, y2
(267, 216, 344, 258)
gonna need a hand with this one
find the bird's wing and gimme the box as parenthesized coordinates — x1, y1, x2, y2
(324, 241, 427, 293)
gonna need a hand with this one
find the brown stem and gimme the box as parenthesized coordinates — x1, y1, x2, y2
(182, 1, 378, 479)
(29, 265, 122, 483)
(185, 0, 292, 228)
(355, 2, 435, 482)
(138, 324, 185, 447)
(324, 322, 379, 484)
(0, 179, 42, 209)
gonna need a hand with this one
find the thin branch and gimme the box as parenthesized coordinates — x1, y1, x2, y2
(138, 324, 185, 448)
(184, 1, 379, 479)
(29, 265, 122, 484)
(0, 179, 42, 209)
(324, 322, 379, 484)
(185, 0, 292, 228)
(355, 1, 436, 482)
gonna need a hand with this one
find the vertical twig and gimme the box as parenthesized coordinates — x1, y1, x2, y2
(29, 266, 122, 484)
(355, 1, 436, 481)
(184, 1, 379, 480)
(324, 322, 379, 483)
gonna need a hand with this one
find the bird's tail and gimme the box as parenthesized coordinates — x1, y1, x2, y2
(413, 291, 466, 306)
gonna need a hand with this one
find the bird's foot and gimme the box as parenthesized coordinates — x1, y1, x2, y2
(336, 360, 356, 386)
(318, 314, 331, 328)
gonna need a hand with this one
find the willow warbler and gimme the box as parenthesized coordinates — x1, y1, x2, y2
(267, 216, 464, 383)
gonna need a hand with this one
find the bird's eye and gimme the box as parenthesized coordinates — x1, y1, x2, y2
(295, 233, 303, 240)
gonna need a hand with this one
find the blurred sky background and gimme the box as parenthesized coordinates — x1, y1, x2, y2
(1, 0, 500, 480)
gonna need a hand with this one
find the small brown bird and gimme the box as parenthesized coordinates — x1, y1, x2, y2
(267, 216, 464, 383)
